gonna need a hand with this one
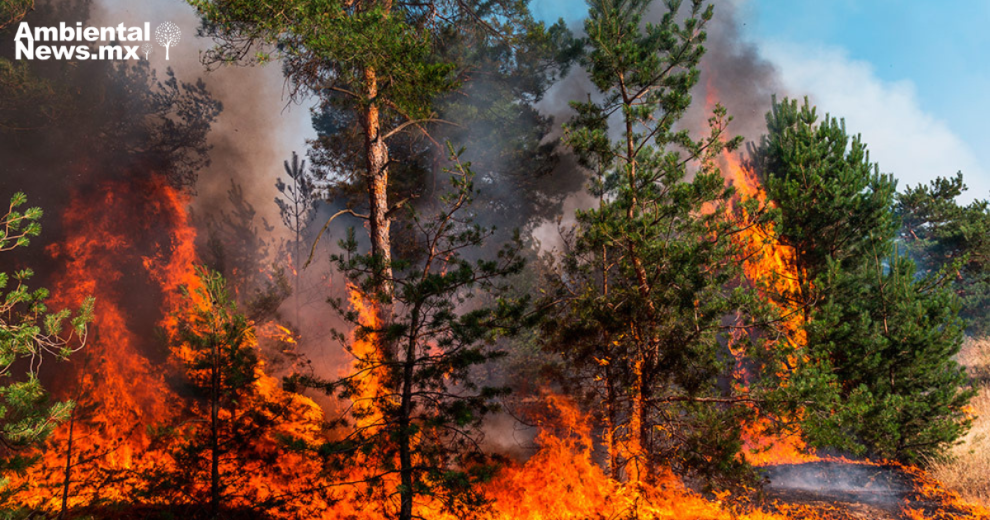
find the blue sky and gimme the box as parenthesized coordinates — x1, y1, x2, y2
(532, 0, 990, 200)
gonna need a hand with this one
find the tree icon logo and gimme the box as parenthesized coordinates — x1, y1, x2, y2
(155, 21, 180, 60)
(141, 43, 153, 60)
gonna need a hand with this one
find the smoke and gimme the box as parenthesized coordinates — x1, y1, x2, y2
(90, 0, 316, 231)
(0, 0, 786, 411)
(765, 462, 912, 508)
(531, 0, 784, 248)
(683, 0, 783, 144)
(0, 0, 338, 409)
(88, 0, 340, 384)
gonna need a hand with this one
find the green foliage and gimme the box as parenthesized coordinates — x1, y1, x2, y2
(307, 6, 578, 234)
(0, 0, 32, 30)
(188, 0, 459, 115)
(295, 148, 528, 517)
(809, 252, 973, 461)
(760, 97, 973, 462)
(0, 192, 92, 484)
(758, 96, 898, 284)
(897, 172, 990, 335)
(541, 0, 767, 488)
(192, 0, 577, 246)
(143, 267, 319, 515)
(0, 58, 68, 132)
(174, 268, 260, 397)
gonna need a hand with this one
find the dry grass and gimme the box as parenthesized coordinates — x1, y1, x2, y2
(927, 337, 990, 507)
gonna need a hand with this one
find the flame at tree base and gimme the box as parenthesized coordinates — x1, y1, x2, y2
(11, 177, 329, 515)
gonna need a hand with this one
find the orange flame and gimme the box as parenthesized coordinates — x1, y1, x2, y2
(13, 177, 329, 515)
(700, 79, 816, 466)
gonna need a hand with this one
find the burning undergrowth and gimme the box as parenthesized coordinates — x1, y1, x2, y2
(9, 177, 329, 516)
(4, 171, 987, 520)
(1, 1, 987, 519)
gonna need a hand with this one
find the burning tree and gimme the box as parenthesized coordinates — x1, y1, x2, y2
(758, 97, 975, 462)
(0, 192, 92, 493)
(142, 266, 329, 518)
(540, 0, 770, 488)
(171, 267, 259, 517)
(294, 150, 528, 520)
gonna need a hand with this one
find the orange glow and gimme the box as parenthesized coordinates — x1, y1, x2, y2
(346, 284, 386, 431)
(484, 393, 788, 520)
(13, 139, 985, 518)
(700, 80, 816, 466)
(17, 178, 186, 509)
(13, 177, 329, 516)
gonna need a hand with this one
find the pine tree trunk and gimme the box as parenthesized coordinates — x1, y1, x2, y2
(398, 309, 418, 520)
(621, 80, 654, 486)
(603, 365, 620, 480)
(211, 342, 220, 519)
(362, 65, 395, 358)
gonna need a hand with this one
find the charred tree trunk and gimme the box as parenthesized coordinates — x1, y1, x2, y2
(59, 404, 76, 518)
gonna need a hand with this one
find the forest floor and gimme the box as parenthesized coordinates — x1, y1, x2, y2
(763, 461, 988, 519)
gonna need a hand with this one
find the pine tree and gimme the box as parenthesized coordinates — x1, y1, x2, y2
(306, 12, 578, 246)
(295, 149, 528, 520)
(275, 151, 317, 325)
(896, 173, 990, 335)
(0, 0, 32, 29)
(541, 0, 766, 488)
(757, 96, 898, 293)
(806, 250, 973, 461)
(187, 0, 571, 360)
(179, 268, 258, 518)
(0, 192, 92, 491)
(759, 97, 974, 461)
(147, 267, 323, 518)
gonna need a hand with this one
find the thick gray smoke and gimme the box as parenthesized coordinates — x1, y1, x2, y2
(682, 0, 783, 144)
(91, 0, 315, 231)
(90, 0, 350, 385)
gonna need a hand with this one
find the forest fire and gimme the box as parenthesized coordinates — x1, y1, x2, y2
(10, 177, 329, 516)
(0, 74, 977, 520)
(0, 161, 980, 516)
(3, 0, 989, 518)
(17, 177, 187, 509)
(719, 150, 819, 468)
(0, 173, 769, 517)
